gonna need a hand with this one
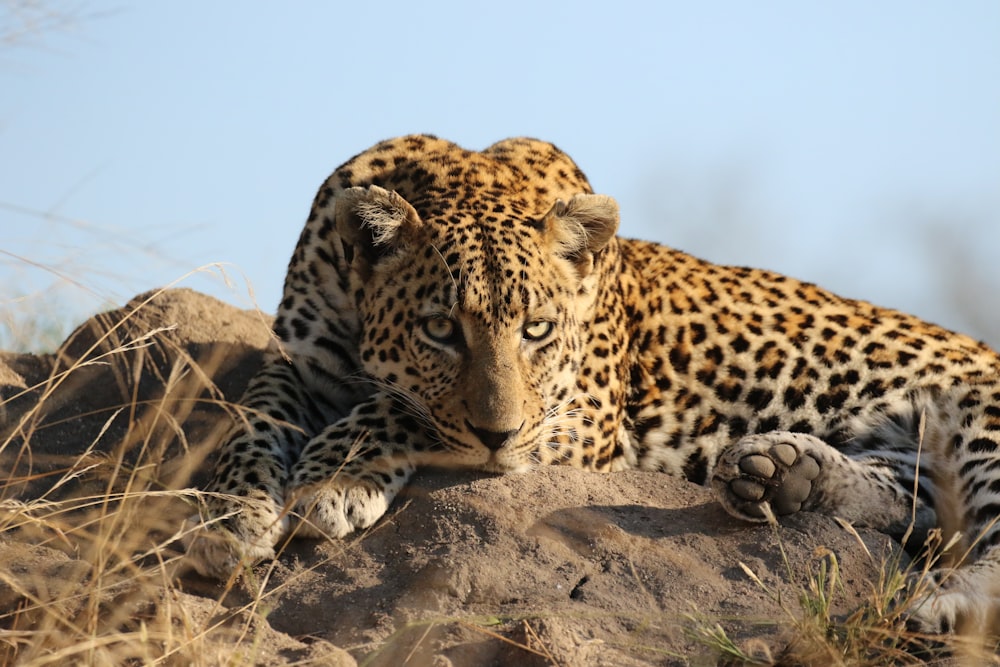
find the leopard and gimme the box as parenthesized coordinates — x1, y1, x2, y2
(185, 134, 1000, 639)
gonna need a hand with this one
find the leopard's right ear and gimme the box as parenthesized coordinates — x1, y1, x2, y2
(542, 194, 619, 279)
(334, 185, 422, 270)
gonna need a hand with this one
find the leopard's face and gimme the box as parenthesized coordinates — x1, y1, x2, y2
(337, 185, 619, 471)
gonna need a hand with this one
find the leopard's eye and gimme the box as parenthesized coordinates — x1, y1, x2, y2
(421, 316, 458, 343)
(523, 320, 554, 341)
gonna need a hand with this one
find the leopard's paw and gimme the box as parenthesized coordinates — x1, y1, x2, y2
(182, 495, 287, 580)
(288, 481, 393, 539)
(711, 432, 822, 522)
(903, 568, 998, 637)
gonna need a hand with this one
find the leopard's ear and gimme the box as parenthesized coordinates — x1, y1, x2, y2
(334, 185, 421, 270)
(543, 194, 619, 278)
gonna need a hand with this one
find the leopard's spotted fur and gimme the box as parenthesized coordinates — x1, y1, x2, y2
(186, 135, 1000, 637)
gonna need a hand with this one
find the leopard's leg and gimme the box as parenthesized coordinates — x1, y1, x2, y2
(183, 345, 351, 578)
(710, 431, 930, 536)
(286, 393, 439, 539)
(179, 350, 313, 578)
(183, 204, 367, 577)
(905, 418, 1000, 636)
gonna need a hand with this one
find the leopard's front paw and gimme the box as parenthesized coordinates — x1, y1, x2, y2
(182, 495, 287, 579)
(711, 433, 822, 522)
(288, 481, 393, 539)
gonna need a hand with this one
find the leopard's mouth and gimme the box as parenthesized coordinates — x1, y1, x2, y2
(428, 410, 548, 471)
(434, 424, 538, 472)
(475, 427, 543, 474)
(481, 453, 535, 474)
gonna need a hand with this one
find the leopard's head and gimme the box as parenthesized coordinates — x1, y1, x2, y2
(334, 183, 619, 470)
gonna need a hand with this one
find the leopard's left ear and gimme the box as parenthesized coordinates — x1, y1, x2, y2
(543, 194, 619, 278)
(334, 185, 422, 273)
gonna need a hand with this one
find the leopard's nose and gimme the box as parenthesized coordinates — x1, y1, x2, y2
(466, 421, 522, 452)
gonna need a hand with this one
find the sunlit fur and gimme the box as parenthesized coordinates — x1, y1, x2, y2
(188, 135, 1000, 643)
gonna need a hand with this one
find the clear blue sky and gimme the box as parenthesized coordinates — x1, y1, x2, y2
(2, 2, 998, 350)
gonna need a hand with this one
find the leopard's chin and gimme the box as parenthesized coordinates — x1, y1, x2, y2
(480, 450, 536, 474)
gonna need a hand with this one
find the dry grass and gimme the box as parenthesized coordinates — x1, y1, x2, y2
(686, 504, 1000, 666)
(0, 286, 315, 666)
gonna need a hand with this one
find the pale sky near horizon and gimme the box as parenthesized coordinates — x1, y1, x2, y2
(1, 1, 998, 350)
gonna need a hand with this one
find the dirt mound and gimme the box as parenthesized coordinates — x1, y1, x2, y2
(0, 288, 273, 500)
(0, 289, 903, 666)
